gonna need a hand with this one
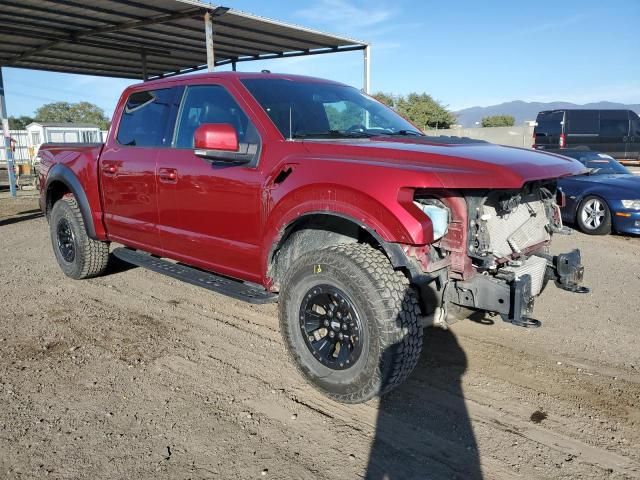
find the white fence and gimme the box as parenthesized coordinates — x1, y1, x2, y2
(424, 125, 535, 149)
(0, 129, 108, 164)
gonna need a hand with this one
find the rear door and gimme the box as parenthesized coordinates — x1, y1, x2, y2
(565, 110, 599, 150)
(100, 87, 182, 250)
(534, 111, 564, 149)
(598, 110, 629, 159)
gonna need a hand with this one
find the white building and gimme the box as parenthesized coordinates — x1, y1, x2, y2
(26, 122, 102, 152)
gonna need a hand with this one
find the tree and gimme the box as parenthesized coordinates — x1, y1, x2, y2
(325, 102, 364, 131)
(35, 101, 110, 130)
(396, 93, 456, 130)
(481, 115, 515, 127)
(371, 92, 395, 108)
(8, 115, 34, 130)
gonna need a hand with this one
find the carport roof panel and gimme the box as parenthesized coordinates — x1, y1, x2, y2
(0, 0, 368, 80)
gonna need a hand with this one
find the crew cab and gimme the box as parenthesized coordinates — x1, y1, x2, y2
(39, 72, 588, 404)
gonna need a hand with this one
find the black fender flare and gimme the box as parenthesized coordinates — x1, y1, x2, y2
(271, 211, 420, 276)
(45, 163, 97, 239)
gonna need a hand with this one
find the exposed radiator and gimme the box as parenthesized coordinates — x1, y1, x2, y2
(482, 192, 551, 258)
(500, 255, 549, 296)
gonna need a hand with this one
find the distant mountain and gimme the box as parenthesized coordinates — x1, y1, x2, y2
(455, 100, 640, 127)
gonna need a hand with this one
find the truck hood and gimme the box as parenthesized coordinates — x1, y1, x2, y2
(300, 137, 586, 189)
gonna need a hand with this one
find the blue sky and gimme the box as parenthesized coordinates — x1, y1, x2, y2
(3, 0, 638, 118)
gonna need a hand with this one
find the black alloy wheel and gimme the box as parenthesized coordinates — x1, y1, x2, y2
(56, 217, 76, 263)
(299, 284, 363, 370)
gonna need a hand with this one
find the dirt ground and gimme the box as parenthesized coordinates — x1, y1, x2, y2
(1, 192, 639, 480)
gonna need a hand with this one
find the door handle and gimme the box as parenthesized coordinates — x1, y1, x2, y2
(159, 168, 178, 183)
(102, 164, 117, 175)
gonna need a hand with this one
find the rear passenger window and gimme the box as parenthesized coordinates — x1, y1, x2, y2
(535, 111, 563, 135)
(600, 111, 629, 136)
(117, 89, 179, 147)
(566, 111, 599, 134)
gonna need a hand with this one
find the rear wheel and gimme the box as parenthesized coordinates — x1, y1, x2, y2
(279, 243, 423, 404)
(577, 195, 611, 235)
(49, 197, 110, 279)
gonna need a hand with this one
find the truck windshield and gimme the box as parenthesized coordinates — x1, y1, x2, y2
(241, 78, 423, 139)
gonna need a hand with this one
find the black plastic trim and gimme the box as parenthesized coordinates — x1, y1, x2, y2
(45, 163, 97, 239)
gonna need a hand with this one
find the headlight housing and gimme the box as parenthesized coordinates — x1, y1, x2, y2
(621, 200, 640, 210)
(413, 198, 449, 240)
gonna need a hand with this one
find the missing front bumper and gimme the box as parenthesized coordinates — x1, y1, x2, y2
(446, 249, 588, 328)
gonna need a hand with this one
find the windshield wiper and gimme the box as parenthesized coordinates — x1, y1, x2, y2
(292, 130, 375, 139)
(377, 130, 425, 137)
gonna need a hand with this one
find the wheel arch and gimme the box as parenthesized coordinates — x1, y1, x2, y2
(45, 163, 97, 239)
(267, 211, 414, 290)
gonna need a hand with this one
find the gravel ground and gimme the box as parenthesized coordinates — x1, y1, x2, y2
(1, 192, 639, 480)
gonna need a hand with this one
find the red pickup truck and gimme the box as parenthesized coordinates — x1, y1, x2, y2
(39, 72, 588, 403)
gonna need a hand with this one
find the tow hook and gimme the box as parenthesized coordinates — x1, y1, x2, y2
(549, 249, 589, 294)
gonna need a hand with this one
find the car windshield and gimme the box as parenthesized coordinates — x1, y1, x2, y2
(241, 78, 423, 139)
(562, 151, 630, 175)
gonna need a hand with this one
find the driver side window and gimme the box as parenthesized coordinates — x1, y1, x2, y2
(174, 85, 258, 149)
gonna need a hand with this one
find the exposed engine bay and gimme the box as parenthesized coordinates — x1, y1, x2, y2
(416, 181, 588, 329)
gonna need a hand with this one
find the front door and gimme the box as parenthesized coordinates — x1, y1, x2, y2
(155, 83, 265, 283)
(100, 87, 182, 250)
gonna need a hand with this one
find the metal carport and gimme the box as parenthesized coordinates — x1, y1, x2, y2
(0, 0, 370, 196)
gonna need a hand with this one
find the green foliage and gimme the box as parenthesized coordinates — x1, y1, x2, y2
(34, 101, 110, 130)
(325, 102, 365, 131)
(8, 116, 34, 130)
(396, 93, 456, 130)
(481, 115, 515, 127)
(371, 92, 395, 108)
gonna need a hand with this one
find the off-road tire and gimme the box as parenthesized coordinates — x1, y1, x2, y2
(49, 196, 109, 279)
(576, 195, 612, 235)
(279, 243, 423, 404)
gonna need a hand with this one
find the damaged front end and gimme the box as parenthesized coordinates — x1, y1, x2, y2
(415, 181, 589, 328)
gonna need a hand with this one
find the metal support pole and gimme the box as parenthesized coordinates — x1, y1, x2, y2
(363, 45, 371, 94)
(141, 50, 148, 81)
(0, 67, 17, 198)
(231, 60, 237, 72)
(205, 12, 215, 72)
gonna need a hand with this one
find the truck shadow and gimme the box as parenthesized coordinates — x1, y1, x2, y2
(365, 327, 482, 479)
(0, 210, 43, 227)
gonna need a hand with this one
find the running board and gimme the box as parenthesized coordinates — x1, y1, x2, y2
(112, 247, 277, 305)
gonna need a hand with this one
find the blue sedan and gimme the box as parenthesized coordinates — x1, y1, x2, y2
(558, 150, 640, 235)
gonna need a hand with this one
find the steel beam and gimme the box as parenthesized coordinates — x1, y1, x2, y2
(363, 45, 371, 94)
(215, 44, 367, 66)
(205, 12, 215, 72)
(141, 50, 148, 81)
(0, 67, 17, 198)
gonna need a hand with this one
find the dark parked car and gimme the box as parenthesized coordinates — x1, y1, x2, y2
(557, 149, 640, 235)
(534, 109, 640, 165)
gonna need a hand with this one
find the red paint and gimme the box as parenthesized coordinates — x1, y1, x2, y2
(194, 123, 239, 152)
(39, 72, 586, 288)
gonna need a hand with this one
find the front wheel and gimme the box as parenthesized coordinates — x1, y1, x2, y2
(577, 195, 611, 235)
(49, 197, 110, 279)
(278, 243, 423, 404)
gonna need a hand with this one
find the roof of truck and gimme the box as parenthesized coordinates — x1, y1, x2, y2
(129, 71, 347, 89)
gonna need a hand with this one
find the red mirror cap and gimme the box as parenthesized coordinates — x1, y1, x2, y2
(194, 123, 239, 152)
